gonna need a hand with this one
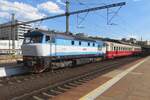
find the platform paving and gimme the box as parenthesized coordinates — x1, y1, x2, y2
(95, 56, 150, 100)
(51, 56, 150, 100)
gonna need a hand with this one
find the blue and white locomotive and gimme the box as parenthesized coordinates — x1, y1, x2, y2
(21, 29, 106, 73)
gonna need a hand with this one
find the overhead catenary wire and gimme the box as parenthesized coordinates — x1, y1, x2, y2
(107, 6, 122, 25)
(0, 2, 126, 29)
(75, 0, 107, 28)
(75, 1, 127, 38)
(76, 11, 90, 28)
(75, 0, 123, 26)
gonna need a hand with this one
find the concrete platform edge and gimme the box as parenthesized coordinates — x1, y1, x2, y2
(79, 57, 149, 100)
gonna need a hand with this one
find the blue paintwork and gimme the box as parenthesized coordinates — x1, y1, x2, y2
(55, 38, 99, 47)
(25, 31, 104, 47)
(49, 52, 105, 56)
(24, 31, 106, 57)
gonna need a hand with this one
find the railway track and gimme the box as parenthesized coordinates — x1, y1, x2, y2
(0, 56, 142, 100)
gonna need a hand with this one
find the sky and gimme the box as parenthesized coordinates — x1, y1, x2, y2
(0, 0, 150, 40)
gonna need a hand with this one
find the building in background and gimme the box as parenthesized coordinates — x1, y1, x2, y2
(137, 40, 150, 46)
(0, 20, 32, 40)
(0, 20, 32, 55)
(0, 40, 22, 55)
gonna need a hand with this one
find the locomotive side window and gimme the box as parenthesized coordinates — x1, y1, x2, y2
(88, 42, 90, 46)
(79, 41, 81, 45)
(46, 36, 50, 42)
(93, 43, 95, 47)
(46, 36, 55, 43)
(98, 45, 102, 50)
(72, 41, 75, 45)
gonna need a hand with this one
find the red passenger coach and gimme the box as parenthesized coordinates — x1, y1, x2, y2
(105, 41, 141, 59)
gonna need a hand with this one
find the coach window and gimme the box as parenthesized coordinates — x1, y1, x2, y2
(72, 41, 75, 45)
(111, 46, 113, 51)
(79, 41, 81, 45)
(46, 36, 50, 43)
(98, 45, 102, 50)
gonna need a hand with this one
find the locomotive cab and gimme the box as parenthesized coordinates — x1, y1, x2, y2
(23, 31, 44, 44)
(21, 30, 52, 73)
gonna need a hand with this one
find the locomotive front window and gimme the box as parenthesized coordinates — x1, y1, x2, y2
(31, 36, 42, 43)
(24, 35, 43, 44)
(23, 37, 31, 44)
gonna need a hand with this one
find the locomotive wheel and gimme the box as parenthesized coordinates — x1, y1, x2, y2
(33, 59, 50, 73)
(33, 63, 45, 73)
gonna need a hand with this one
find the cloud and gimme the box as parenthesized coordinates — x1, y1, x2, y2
(38, 1, 65, 14)
(0, 0, 64, 22)
(56, 0, 65, 6)
(127, 34, 138, 39)
(0, 12, 10, 19)
(0, 0, 46, 21)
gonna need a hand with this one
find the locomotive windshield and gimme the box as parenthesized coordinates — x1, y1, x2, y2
(23, 35, 43, 44)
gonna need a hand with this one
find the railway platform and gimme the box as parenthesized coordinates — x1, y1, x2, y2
(0, 62, 29, 77)
(52, 56, 150, 100)
(0, 64, 28, 77)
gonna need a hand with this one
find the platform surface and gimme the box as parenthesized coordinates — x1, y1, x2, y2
(52, 56, 150, 100)
(95, 56, 150, 100)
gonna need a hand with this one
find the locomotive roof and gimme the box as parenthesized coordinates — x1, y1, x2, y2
(25, 29, 99, 42)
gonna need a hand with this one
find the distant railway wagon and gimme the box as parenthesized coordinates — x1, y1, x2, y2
(105, 41, 141, 59)
(21, 30, 106, 73)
